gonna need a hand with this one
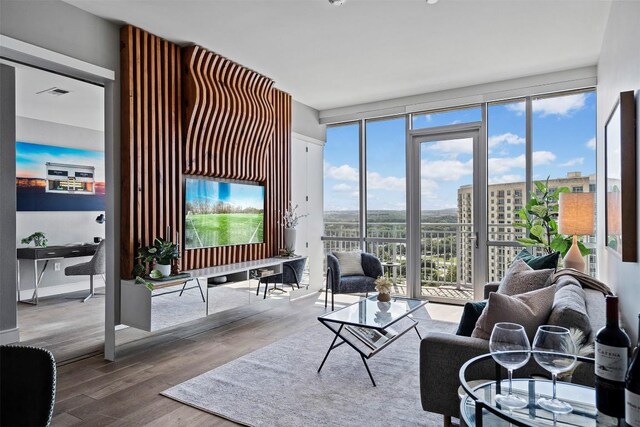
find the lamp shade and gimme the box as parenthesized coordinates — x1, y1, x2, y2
(558, 192, 594, 235)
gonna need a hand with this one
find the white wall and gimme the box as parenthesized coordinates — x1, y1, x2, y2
(597, 1, 640, 342)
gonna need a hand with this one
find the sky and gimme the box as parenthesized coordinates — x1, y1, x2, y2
(185, 178, 264, 210)
(16, 141, 105, 181)
(324, 91, 596, 211)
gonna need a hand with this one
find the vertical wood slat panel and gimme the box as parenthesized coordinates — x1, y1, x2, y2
(120, 25, 182, 278)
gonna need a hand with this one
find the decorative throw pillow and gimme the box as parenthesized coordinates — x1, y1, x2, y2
(514, 248, 560, 271)
(497, 259, 554, 296)
(547, 278, 592, 338)
(456, 300, 488, 337)
(472, 284, 557, 341)
(333, 251, 365, 276)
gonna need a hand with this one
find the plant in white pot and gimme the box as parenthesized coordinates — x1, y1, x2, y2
(136, 237, 179, 278)
(281, 202, 308, 256)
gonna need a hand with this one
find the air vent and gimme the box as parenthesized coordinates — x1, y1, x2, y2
(36, 87, 70, 96)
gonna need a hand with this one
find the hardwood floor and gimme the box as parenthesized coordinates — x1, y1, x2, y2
(48, 293, 461, 426)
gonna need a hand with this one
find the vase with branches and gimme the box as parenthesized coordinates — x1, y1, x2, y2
(281, 202, 308, 256)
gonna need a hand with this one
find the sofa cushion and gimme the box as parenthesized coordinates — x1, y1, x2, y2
(547, 277, 592, 338)
(472, 284, 556, 341)
(333, 251, 365, 276)
(497, 259, 554, 296)
(456, 300, 487, 337)
(338, 275, 376, 294)
(584, 288, 606, 341)
(514, 248, 560, 270)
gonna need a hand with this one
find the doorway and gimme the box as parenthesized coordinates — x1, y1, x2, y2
(407, 124, 487, 304)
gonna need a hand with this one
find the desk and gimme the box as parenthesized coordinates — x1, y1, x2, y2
(17, 243, 98, 305)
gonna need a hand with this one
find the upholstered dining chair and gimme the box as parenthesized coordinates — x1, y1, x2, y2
(257, 257, 307, 299)
(64, 239, 106, 302)
(326, 251, 383, 310)
(0, 345, 56, 427)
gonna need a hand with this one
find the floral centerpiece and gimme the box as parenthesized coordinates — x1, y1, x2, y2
(375, 275, 393, 302)
(281, 202, 308, 256)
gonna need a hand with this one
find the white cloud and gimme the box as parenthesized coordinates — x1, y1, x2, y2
(489, 132, 525, 148)
(421, 159, 473, 181)
(426, 138, 472, 155)
(324, 162, 358, 182)
(488, 151, 556, 174)
(533, 151, 556, 165)
(332, 183, 353, 191)
(488, 174, 524, 185)
(367, 172, 405, 190)
(559, 157, 584, 167)
(586, 137, 596, 150)
(506, 93, 588, 117)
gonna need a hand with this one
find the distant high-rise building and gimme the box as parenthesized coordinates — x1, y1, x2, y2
(457, 172, 596, 284)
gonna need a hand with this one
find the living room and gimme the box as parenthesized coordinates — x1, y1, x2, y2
(0, 1, 639, 426)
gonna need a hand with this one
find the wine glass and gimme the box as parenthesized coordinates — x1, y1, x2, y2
(532, 325, 577, 414)
(489, 323, 531, 409)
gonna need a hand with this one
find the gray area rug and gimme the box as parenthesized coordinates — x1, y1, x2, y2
(162, 313, 456, 426)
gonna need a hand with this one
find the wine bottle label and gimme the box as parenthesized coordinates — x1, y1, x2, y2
(627, 390, 640, 427)
(595, 343, 628, 381)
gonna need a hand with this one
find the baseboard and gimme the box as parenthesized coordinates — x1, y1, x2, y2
(18, 278, 105, 300)
(0, 327, 20, 344)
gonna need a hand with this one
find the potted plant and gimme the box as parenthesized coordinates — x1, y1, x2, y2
(374, 275, 393, 302)
(512, 176, 590, 258)
(136, 237, 179, 278)
(21, 231, 48, 247)
(281, 202, 308, 255)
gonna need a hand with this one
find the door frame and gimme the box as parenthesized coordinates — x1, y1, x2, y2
(406, 121, 488, 302)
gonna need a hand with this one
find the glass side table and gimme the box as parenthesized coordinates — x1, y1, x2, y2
(459, 353, 620, 427)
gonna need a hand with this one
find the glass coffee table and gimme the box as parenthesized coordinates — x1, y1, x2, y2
(317, 294, 427, 386)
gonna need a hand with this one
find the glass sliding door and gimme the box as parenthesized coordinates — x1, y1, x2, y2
(407, 123, 486, 303)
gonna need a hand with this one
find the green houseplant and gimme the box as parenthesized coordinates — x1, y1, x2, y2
(135, 237, 179, 278)
(512, 176, 590, 257)
(21, 231, 48, 247)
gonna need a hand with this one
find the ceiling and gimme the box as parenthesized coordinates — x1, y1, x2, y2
(10, 62, 105, 131)
(63, 0, 611, 111)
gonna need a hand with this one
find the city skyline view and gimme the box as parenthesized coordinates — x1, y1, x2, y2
(324, 91, 596, 213)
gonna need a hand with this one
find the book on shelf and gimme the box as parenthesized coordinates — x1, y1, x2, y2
(345, 325, 389, 350)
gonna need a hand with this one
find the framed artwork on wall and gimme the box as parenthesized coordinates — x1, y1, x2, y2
(604, 90, 637, 262)
(16, 142, 105, 211)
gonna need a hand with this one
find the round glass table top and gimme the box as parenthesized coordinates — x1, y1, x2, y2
(460, 378, 619, 427)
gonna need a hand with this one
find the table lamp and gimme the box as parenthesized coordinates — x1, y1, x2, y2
(558, 192, 594, 272)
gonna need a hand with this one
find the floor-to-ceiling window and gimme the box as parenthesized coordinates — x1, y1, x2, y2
(323, 88, 597, 302)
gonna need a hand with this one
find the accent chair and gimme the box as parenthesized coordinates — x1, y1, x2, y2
(325, 252, 383, 310)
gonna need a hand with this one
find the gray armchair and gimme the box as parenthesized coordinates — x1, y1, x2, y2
(325, 252, 383, 310)
(64, 240, 106, 302)
(257, 257, 307, 299)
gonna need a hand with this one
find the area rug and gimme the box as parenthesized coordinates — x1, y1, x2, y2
(161, 313, 456, 426)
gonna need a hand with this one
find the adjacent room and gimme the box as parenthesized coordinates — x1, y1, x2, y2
(0, 1, 639, 426)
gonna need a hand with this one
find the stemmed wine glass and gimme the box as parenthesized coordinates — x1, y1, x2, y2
(532, 325, 577, 414)
(489, 323, 531, 409)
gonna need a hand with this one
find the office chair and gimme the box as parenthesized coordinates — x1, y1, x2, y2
(64, 239, 106, 302)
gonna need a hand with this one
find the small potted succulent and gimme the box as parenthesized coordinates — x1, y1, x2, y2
(374, 275, 393, 302)
(136, 237, 179, 278)
(21, 231, 48, 247)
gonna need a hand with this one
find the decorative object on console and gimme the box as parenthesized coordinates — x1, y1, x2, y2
(135, 237, 179, 278)
(95, 214, 105, 224)
(20, 231, 48, 248)
(558, 192, 594, 272)
(512, 176, 590, 258)
(281, 202, 308, 255)
(605, 90, 637, 262)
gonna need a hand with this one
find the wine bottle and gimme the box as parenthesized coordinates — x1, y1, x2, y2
(626, 314, 640, 427)
(595, 295, 630, 418)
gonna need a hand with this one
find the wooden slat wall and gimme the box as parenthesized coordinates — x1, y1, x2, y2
(121, 27, 291, 276)
(181, 46, 291, 270)
(120, 26, 182, 278)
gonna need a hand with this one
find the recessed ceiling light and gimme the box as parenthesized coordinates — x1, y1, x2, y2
(426, 0, 439, 4)
(328, 0, 346, 5)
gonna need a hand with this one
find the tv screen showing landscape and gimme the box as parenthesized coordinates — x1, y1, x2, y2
(184, 178, 264, 249)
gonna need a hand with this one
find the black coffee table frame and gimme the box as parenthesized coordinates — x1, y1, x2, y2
(317, 296, 427, 387)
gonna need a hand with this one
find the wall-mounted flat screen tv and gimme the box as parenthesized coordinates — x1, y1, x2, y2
(184, 177, 264, 249)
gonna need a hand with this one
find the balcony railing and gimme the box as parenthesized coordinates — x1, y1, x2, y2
(323, 221, 597, 301)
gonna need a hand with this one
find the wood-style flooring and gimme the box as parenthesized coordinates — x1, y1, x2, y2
(46, 293, 460, 426)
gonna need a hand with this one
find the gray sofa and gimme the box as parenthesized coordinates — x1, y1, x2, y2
(419, 276, 606, 424)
